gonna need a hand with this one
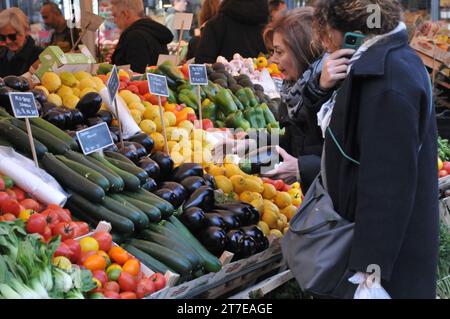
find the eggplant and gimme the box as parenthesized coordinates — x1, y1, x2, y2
(183, 186, 215, 211)
(180, 176, 207, 195)
(214, 202, 252, 226)
(150, 151, 173, 180)
(60, 107, 74, 129)
(86, 116, 104, 127)
(31, 88, 48, 105)
(97, 110, 113, 126)
(42, 102, 58, 114)
(204, 213, 226, 229)
(35, 101, 43, 116)
(241, 225, 265, 242)
(173, 163, 204, 182)
(76, 92, 102, 118)
(225, 229, 245, 255)
(138, 157, 160, 180)
(247, 205, 260, 225)
(154, 188, 181, 208)
(256, 236, 269, 253)
(203, 174, 217, 189)
(122, 141, 147, 159)
(141, 178, 157, 192)
(159, 182, 187, 202)
(103, 144, 119, 153)
(43, 110, 66, 129)
(238, 236, 258, 258)
(128, 133, 154, 153)
(70, 109, 85, 127)
(180, 207, 206, 231)
(211, 209, 241, 229)
(116, 145, 139, 162)
(3, 75, 29, 91)
(199, 226, 227, 256)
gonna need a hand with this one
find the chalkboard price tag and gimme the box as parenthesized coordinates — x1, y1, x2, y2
(76, 122, 114, 155)
(188, 64, 208, 86)
(9, 92, 39, 118)
(272, 77, 283, 93)
(147, 73, 169, 97)
(107, 64, 120, 104)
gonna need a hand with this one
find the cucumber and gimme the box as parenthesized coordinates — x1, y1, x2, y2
(111, 232, 126, 245)
(41, 153, 105, 203)
(1, 175, 14, 189)
(90, 153, 140, 191)
(127, 239, 193, 276)
(56, 155, 110, 192)
(0, 136, 12, 147)
(104, 151, 135, 165)
(30, 117, 79, 151)
(67, 191, 134, 234)
(102, 195, 149, 231)
(65, 151, 125, 192)
(104, 156, 149, 185)
(168, 216, 222, 273)
(138, 229, 202, 270)
(114, 194, 161, 222)
(0, 120, 48, 159)
(65, 201, 101, 228)
(125, 189, 174, 218)
(122, 244, 175, 274)
(8, 118, 71, 155)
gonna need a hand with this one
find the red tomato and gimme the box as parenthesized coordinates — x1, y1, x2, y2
(6, 189, 16, 200)
(140, 278, 156, 295)
(11, 187, 26, 202)
(42, 226, 52, 241)
(135, 282, 147, 299)
(135, 81, 149, 95)
(0, 178, 4, 191)
(52, 222, 76, 240)
(75, 221, 90, 236)
(68, 222, 80, 238)
(1, 199, 22, 216)
(118, 271, 137, 292)
(439, 170, 449, 178)
(120, 292, 137, 299)
(104, 281, 120, 293)
(20, 199, 40, 212)
(149, 273, 166, 291)
(202, 119, 214, 131)
(103, 291, 121, 299)
(47, 205, 71, 222)
(26, 213, 47, 234)
(92, 270, 108, 287)
(180, 64, 189, 80)
(80, 251, 97, 264)
(443, 162, 450, 173)
(64, 239, 82, 263)
(0, 191, 10, 205)
(126, 85, 139, 95)
(53, 242, 72, 259)
(41, 209, 60, 229)
(92, 231, 112, 252)
(187, 113, 197, 123)
(2, 213, 16, 221)
(273, 180, 285, 191)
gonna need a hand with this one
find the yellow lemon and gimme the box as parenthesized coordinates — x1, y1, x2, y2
(257, 221, 270, 236)
(438, 158, 443, 170)
(130, 109, 142, 124)
(143, 106, 162, 120)
(224, 163, 245, 178)
(42, 72, 62, 92)
(59, 71, 79, 87)
(275, 192, 292, 209)
(74, 70, 92, 81)
(150, 132, 166, 151)
(207, 164, 226, 176)
(142, 101, 152, 108)
(215, 176, 233, 194)
(167, 141, 178, 152)
(80, 87, 97, 98)
(57, 85, 73, 99)
(164, 112, 177, 127)
(281, 205, 297, 221)
(34, 85, 49, 96)
(263, 199, 280, 216)
(202, 149, 212, 165)
(251, 197, 264, 214)
(139, 119, 157, 134)
(262, 210, 279, 229)
(72, 87, 81, 97)
(153, 116, 170, 133)
(191, 139, 203, 152)
(178, 120, 194, 134)
(230, 175, 246, 194)
(128, 102, 146, 113)
(79, 78, 96, 92)
(283, 226, 289, 235)
(263, 183, 277, 199)
(269, 229, 283, 239)
(181, 147, 193, 161)
(63, 95, 80, 109)
(47, 93, 63, 107)
(171, 151, 184, 165)
(92, 77, 106, 91)
(123, 93, 141, 105)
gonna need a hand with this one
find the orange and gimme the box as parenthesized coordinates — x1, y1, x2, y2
(83, 254, 107, 271)
(108, 246, 129, 265)
(122, 258, 140, 276)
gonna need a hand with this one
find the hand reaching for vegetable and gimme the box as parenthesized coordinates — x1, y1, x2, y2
(260, 146, 299, 185)
(319, 49, 356, 90)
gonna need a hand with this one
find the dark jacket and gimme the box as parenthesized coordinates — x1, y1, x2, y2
(50, 26, 81, 52)
(323, 30, 439, 298)
(165, 8, 192, 42)
(0, 36, 43, 77)
(195, 0, 268, 63)
(112, 18, 173, 73)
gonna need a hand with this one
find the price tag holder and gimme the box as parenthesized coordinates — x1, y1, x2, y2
(272, 77, 283, 93)
(157, 54, 178, 66)
(9, 92, 39, 118)
(147, 73, 169, 97)
(173, 13, 193, 30)
(107, 65, 120, 104)
(188, 64, 208, 86)
(76, 122, 114, 155)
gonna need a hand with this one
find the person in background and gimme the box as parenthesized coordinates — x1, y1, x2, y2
(311, 0, 438, 298)
(111, 0, 173, 73)
(40, 1, 81, 52)
(165, 0, 191, 42)
(0, 7, 43, 77)
(268, 0, 287, 21)
(195, 0, 269, 63)
(186, 0, 221, 60)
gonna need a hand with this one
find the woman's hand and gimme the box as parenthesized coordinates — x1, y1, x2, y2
(261, 146, 299, 185)
(319, 49, 356, 90)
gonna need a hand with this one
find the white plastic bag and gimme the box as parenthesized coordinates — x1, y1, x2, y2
(349, 272, 391, 299)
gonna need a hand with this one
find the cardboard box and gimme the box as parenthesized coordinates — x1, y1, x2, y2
(410, 21, 450, 67)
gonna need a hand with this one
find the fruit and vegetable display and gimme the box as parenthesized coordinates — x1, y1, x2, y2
(216, 54, 283, 80)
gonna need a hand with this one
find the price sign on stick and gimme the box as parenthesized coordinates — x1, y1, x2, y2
(76, 122, 114, 155)
(173, 13, 193, 63)
(188, 64, 208, 131)
(147, 73, 170, 155)
(107, 65, 124, 148)
(8, 92, 40, 167)
(157, 54, 178, 66)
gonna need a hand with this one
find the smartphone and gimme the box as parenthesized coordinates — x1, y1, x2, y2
(342, 32, 367, 50)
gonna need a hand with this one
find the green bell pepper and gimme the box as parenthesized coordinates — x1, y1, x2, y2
(158, 60, 184, 82)
(225, 111, 251, 131)
(227, 89, 244, 111)
(261, 103, 279, 128)
(235, 88, 251, 109)
(215, 120, 225, 128)
(244, 107, 266, 129)
(178, 88, 199, 110)
(201, 99, 217, 121)
(168, 88, 177, 104)
(243, 87, 258, 108)
(216, 88, 239, 115)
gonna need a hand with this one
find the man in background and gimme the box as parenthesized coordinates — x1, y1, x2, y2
(269, 0, 287, 21)
(40, 1, 81, 52)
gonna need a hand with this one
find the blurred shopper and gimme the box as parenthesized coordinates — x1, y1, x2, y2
(111, 0, 173, 73)
(165, 0, 191, 42)
(0, 8, 43, 77)
(195, 0, 269, 63)
(268, 0, 287, 21)
(40, 1, 81, 52)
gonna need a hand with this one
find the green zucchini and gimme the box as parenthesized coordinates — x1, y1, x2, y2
(0, 120, 48, 159)
(65, 150, 124, 192)
(30, 117, 79, 151)
(114, 193, 161, 222)
(102, 195, 149, 231)
(138, 229, 202, 270)
(104, 151, 135, 165)
(127, 239, 193, 276)
(65, 201, 100, 228)
(67, 191, 134, 234)
(41, 153, 105, 203)
(56, 155, 110, 191)
(90, 153, 140, 191)
(8, 118, 70, 155)
(122, 244, 175, 274)
(104, 156, 149, 185)
(125, 189, 174, 218)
